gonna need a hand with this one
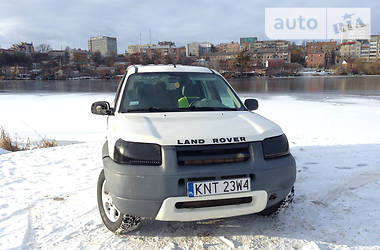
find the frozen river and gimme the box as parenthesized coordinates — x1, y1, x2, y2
(1, 75, 380, 97)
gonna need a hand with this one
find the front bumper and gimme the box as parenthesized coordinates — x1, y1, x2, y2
(102, 141, 296, 220)
(155, 191, 268, 221)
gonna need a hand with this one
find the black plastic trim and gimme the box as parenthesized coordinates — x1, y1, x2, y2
(175, 197, 252, 209)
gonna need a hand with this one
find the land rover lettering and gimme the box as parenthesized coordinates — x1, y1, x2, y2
(177, 137, 246, 145)
(212, 137, 246, 143)
(177, 139, 205, 145)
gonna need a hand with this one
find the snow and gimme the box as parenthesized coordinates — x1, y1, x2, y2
(1, 93, 380, 249)
(0, 148, 10, 155)
(0, 93, 112, 143)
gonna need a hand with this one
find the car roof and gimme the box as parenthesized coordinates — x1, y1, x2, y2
(127, 64, 214, 74)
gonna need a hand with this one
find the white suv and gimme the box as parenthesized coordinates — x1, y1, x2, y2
(92, 65, 296, 234)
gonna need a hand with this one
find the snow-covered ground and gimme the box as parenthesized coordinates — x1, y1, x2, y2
(1, 93, 380, 249)
(0, 148, 10, 154)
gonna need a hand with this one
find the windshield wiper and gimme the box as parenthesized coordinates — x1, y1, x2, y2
(125, 107, 181, 113)
(183, 106, 239, 111)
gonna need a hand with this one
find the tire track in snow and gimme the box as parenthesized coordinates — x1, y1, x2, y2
(21, 210, 36, 249)
(322, 171, 380, 203)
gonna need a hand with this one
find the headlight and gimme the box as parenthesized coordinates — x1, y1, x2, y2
(262, 134, 289, 159)
(114, 139, 162, 166)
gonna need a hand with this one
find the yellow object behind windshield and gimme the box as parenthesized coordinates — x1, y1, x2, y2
(178, 96, 190, 108)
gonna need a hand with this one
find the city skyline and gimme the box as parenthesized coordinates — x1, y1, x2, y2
(1, 0, 379, 53)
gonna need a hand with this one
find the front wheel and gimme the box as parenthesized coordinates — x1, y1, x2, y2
(258, 187, 294, 216)
(97, 170, 141, 234)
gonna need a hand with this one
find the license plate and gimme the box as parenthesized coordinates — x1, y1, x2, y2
(187, 177, 251, 197)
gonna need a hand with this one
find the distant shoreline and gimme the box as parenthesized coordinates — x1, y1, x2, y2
(2, 74, 380, 82)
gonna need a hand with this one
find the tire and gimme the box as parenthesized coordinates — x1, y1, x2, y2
(258, 186, 294, 216)
(97, 170, 141, 233)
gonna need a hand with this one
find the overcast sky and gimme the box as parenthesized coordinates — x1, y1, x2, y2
(0, 0, 379, 53)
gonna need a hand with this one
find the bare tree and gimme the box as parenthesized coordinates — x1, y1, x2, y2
(104, 53, 116, 67)
(36, 44, 52, 53)
(64, 47, 70, 65)
(236, 50, 250, 75)
(91, 51, 103, 66)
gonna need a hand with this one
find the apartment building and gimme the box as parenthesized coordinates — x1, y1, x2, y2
(369, 35, 380, 59)
(217, 42, 240, 54)
(340, 36, 380, 61)
(340, 41, 362, 59)
(247, 40, 291, 66)
(9, 42, 34, 54)
(306, 41, 338, 68)
(185, 42, 213, 57)
(240, 37, 258, 50)
(88, 36, 117, 56)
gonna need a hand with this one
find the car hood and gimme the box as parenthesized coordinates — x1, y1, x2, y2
(109, 111, 283, 146)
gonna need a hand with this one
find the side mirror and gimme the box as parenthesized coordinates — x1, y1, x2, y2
(91, 101, 114, 115)
(244, 99, 259, 111)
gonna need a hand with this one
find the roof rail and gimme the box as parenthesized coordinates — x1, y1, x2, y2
(133, 65, 138, 73)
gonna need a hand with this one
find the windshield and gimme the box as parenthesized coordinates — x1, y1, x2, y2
(119, 72, 245, 113)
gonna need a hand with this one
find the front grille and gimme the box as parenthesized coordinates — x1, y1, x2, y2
(175, 197, 252, 209)
(176, 143, 250, 166)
